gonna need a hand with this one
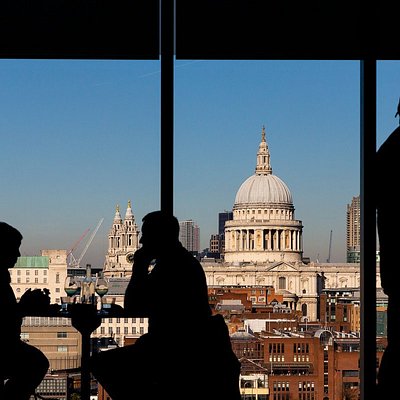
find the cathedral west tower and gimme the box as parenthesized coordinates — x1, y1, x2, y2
(103, 201, 140, 278)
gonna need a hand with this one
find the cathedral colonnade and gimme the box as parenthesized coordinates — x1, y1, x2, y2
(225, 225, 302, 252)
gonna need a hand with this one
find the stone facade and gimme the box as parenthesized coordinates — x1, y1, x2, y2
(224, 126, 303, 264)
(10, 249, 68, 305)
(103, 200, 140, 278)
(202, 260, 378, 322)
(201, 126, 381, 321)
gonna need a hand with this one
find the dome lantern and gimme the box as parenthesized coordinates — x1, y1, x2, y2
(234, 126, 293, 209)
(255, 125, 272, 175)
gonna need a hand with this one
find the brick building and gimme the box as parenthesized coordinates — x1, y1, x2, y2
(231, 328, 381, 400)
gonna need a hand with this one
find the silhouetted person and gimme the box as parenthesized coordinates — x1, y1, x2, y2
(395, 97, 400, 119)
(0, 222, 50, 400)
(90, 210, 241, 399)
(376, 124, 400, 396)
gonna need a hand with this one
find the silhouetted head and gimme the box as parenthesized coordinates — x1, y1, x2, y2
(0, 222, 23, 270)
(139, 211, 180, 256)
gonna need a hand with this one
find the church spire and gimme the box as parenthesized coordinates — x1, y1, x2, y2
(113, 204, 122, 223)
(255, 125, 272, 175)
(125, 200, 134, 220)
(104, 201, 140, 279)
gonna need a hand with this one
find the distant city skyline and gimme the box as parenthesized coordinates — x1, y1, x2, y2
(1, 59, 399, 267)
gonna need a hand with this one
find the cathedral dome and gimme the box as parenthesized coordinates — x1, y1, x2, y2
(224, 125, 303, 265)
(233, 126, 293, 209)
(235, 173, 292, 206)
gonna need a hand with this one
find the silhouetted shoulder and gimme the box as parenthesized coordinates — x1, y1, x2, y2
(376, 126, 400, 208)
(377, 126, 400, 159)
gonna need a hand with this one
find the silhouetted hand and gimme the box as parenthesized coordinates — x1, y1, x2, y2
(133, 247, 154, 276)
(18, 288, 52, 316)
(69, 303, 102, 333)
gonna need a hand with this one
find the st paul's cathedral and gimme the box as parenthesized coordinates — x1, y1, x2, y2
(103, 127, 382, 321)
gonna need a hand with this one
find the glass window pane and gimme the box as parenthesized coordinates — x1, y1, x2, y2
(175, 59, 360, 399)
(175, 60, 359, 264)
(0, 60, 160, 270)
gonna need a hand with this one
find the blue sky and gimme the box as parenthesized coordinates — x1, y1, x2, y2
(0, 59, 398, 267)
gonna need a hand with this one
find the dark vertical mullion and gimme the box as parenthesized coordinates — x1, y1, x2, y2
(360, 59, 377, 400)
(160, 0, 174, 214)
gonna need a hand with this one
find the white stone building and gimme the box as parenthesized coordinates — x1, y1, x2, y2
(94, 201, 146, 345)
(10, 249, 68, 305)
(103, 200, 140, 278)
(224, 126, 303, 264)
(201, 126, 382, 322)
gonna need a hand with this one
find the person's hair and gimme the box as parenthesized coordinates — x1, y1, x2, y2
(142, 211, 180, 240)
(0, 222, 23, 249)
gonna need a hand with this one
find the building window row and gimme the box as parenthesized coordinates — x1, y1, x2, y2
(294, 355, 310, 362)
(298, 381, 315, 400)
(298, 381, 315, 391)
(14, 278, 48, 284)
(269, 355, 285, 362)
(234, 208, 293, 220)
(99, 326, 144, 335)
(11, 269, 48, 276)
(22, 316, 72, 326)
(294, 343, 310, 354)
(273, 381, 290, 400)
(269, 343, 285, 354)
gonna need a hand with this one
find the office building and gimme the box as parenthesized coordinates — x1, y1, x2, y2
(346, 195, 360, 263)
(219, 211, 233, 255)
(179, 219, 200, 254)
(209, 234, 221, 255)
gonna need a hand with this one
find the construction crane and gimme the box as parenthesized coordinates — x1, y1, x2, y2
(326, 230, 333, 263)
(68, 218, 104, 268)
(67, 228, 90, 262)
